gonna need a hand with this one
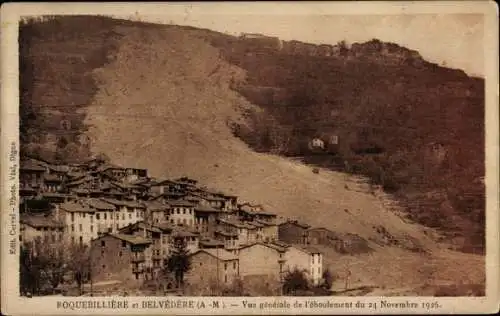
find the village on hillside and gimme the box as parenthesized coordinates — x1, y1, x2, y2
(18, 155, 349, 297)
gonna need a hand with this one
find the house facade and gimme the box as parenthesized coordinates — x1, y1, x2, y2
(186, 249, 239, 290)
(278, 220, 310, 244)
(90, 233, 153, 286)
(284, 245, 323, 286)
(236, 243, 286, 282)
(20, 214, 65, 245)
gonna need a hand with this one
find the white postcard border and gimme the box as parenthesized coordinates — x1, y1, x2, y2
(1, 2, 499, 315)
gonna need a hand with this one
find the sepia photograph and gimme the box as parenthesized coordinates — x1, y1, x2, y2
(1, 2, 499, 315)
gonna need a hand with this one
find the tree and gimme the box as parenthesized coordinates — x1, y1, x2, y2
(65, 243, 91, 295)
(36, 242, 67, 292)
(165, 239, 191, 289)
(321, 268, 334, 290)
(282, 268, 310, 295)
(20, 242, 42, 296)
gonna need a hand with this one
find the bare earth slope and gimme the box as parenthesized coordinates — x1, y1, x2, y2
(85, 25, 484, 294)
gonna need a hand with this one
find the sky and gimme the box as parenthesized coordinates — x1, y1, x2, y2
(116, 13, 485, 77)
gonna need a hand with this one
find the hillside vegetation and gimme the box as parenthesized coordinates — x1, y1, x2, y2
(19, 16, 485, 294)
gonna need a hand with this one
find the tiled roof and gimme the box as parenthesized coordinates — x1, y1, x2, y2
(194, 249, 238, 261)
(59, 201, 95, 213)
(21, 214, 64, 228)
(290, 244, 322, 255)
(67, 171, 86, 180)
(172, 227, 199, 238)
(194, 205, 221, 213)
(119, 221, 163, 234)
(247, 221, 265, 228)
(72, 188, 90, 194)
(238, 242, 288, 252)
(255, 219, 277, 226)
(199, 238, 225, 247)
(96, 163, 125, 173)
(203, 196, 227, 202)
(42, 193, 71, 199)
(142, 200, 169, 211)
(307, 227, 335, 233)
(214, 229, 238, 237)
(109, 233, 152, 245)
(100, 198, 145, 209)
(219, 219, 256, 229)
(44, 174, 62, 182)
(82, 198, 115, 210)
(20, 160, 46, 172)
(168, 200, 195, 207)
(154, 223, 175, 232)
(277, 219, 310, 229)
(47, 164, 70, 173)
(66, 176, 94, 187)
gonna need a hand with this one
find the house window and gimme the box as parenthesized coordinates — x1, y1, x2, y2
(312, 256, 314, 264)
(119, 251, 122, 257)
(104, 213, 107, 220)
(79, 236, 83, 245)
(233, 262, 236, 269)
(83, 213, 86, 218)
(71, 224, 75, 232)
(224, 263, 227, 270)
(129, 213, 132, 219)
(122, 214, 125, 220)
(96, 213, 100, 220)
(122, 241, 127, 248)
(79, 224, 82, 232)
(183, 209, 186, 214)
(101, 240, 106, 247)
(71, 236, 75, 244)
(116, 214, 119, 220)
(90, 225, 94, 233)
(102, 264, 106, 269)
(90, 215, 94, 223)
(224, 275, 228, 283)
(71, 213, 75, 222)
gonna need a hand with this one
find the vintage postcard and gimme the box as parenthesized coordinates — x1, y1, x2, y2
(1, 1, 499, 315)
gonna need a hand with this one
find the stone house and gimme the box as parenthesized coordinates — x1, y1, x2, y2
(278, 220, 310, 244)
(167, 200, 196, 227)
(57, 200, 100, 245)
(20, 213, 65, 245)
(171, 227, 200, 254)
(307, 227, 337, 246)
(217, 218, 258, 246)
(235, 242, 287, 283)
(194, 204, 222, 235)
(119, 221, 168, 276)
(90, 233, 153, 286)
(20, 160, 46, 195)
(186, 249, 239, 289)
(99, 198, 145, 232)
(284, 245, 323, 286)
(142, 200, 170, 225)
(254, 219, 278, 242)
